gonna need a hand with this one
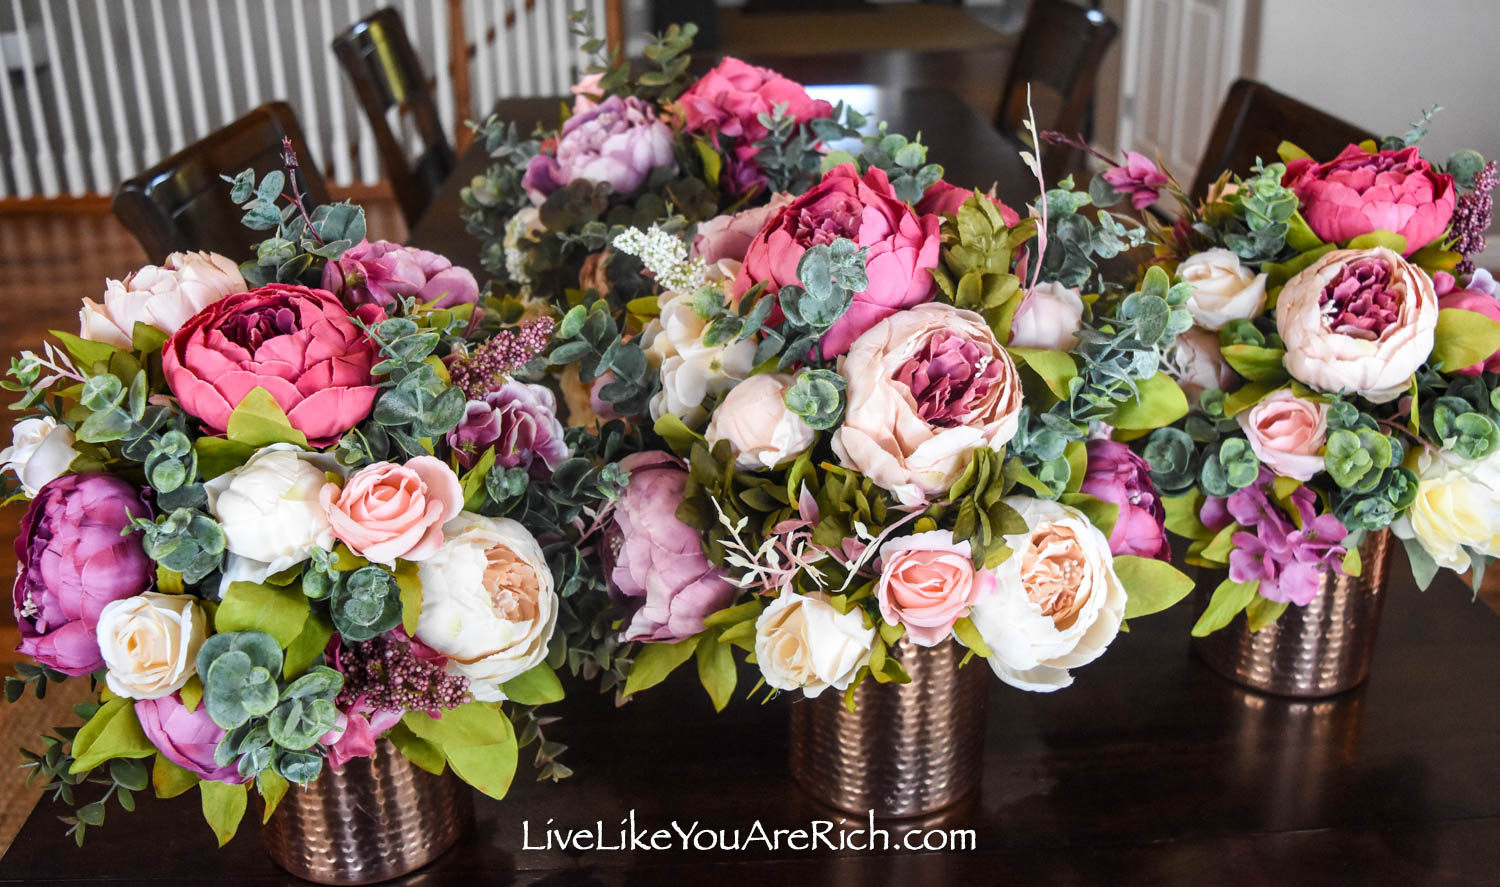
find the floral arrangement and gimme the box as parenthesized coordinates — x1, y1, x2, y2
(2, 149, 622, 844)
(1065, 115, 1499, 634)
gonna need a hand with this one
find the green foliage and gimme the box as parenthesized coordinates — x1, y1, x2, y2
(1115, 556, 1195, 619)
(224, 165, 366, 287)
(1216, 159, 1299, 264)
(129, 507, 226, 585)
(548, 301, 654, 416)
(337, 314, 469, 467)
(931, 195, 1035, 338)
(328, 566, 404, 641)
(784, 369, 846, 431)
(400, 702, 518, 799)
(757, 239, 870, 368)
(1433, 307, 1500, 373)
(1036, 176, 1150, 289)
(21, 717, 152, 847)
(1199, 437, 1260, 497)
(1191, 577, 1260, 637)
(811, 117, 943, 204)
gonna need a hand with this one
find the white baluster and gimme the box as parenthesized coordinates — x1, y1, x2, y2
(147, 0, 186, 154)
(93, 0, 135, 186)
(471, 0, 493, 115)
(514, 0, 534, 97)
(532, 0, 552, 96)
(551, 0, 572, 89)
(176, 0, 210, 139)
(495, 0, 516, 101)
(265, 0, 290, 105)
(234, 0, 261, 109)
(65, 0, 109, 192)
(0, 16, 33, 197)
(431, 0, 454, 134)
(355, 0, 382, 185)
(37, 0, 85, 194)
(319, 0, 350, 185)
(204, 0, 235, 127)
(289, 0, 321, 170)
(9, 0, 59, 195)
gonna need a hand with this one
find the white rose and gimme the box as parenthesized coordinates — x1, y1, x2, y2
(204, 443, 340, 586)
(415, 512, 557, 702)
(1392, 447, 1500, 572)
(643, 279, 756, 428)
(1164, 326, 1239, 406)
(96, 592, 207, 699)
(1177, 248, 1268, 330)
(0, 417, 79, 496)
(79, 251, 246, 349)
(1009, 281, 1085, 350)
(705, 373, 815, 470)
(970, 497, 1127, 692)
(754, 591, 874, 698)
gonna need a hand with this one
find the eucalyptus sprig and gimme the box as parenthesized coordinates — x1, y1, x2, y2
(19, 713, 149, 847)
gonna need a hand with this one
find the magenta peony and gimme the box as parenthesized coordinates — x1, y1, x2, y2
(12, 473, 153, 675)
(162, 284, 384, 446)
(521, 95, 676, 202)
(735, 163, 942, 357)
(913, 180, 1021, 227)
(605, 452, 736, 642)
(445, 380, 569, 473)
(322, 240, 479, 310)
(1079, 440, 1169, 560)
(1284, 144, 1456, 256)
(135, 695, 246, 784)
(1103, 151, 1169, 210)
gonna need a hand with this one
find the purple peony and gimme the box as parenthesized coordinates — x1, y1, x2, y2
(322, 239, 479, 310)
(522, 95, 676, 203)
(1201, 469, 1348, 607)
(1080, 439, 1169, 560)
(135, 695, 246, 784)
(1103, 151, 1169, 210)
(604, 451, 736, 642)
(445, 380, 568, 473)
(12, 473, 153, 675)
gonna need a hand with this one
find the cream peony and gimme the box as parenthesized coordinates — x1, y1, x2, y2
(1009, 281, 1085, 350)
(642, 269, 756, 428)
(1236, 389, 1328, 481)
(1176, 248, 1268, 330)
(96, 592, 207, 700)
(832, 303, 1022, 506)
(754, 590, 874, 698)
(704, 373, 815, 470)
(80, 251, 246, 349)
(969, 497, 1127, 692)
(203, 443, 340, 586)
(1392, 447, 1500, 572)
(1276, 247, 1437, 403)
(414, 512, 557, 702)
(0, 417, 79, 497)
(1164, 326, 1238, 406)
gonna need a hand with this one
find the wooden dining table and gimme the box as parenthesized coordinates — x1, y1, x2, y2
(4, 87, 1500, 886)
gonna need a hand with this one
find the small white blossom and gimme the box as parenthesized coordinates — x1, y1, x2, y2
(612, 226, 709, 294)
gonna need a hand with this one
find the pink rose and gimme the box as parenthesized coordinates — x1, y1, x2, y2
(832, 303, 1022, 505)
(1009, 282, 1085, 351)
(1165, 326, 1239, 406)
(320, 457, 463, 566)
(735, 163, 942, 358)
(691, 192, 795, 265)
(876, 530, 994, 646)
(1236, 390, 1329, 481)
(1103, 151, 1169, 210)
(162, 284, 384, 447)
(1285, 145, 1456, 256)
(322, 240, 479, 310)
(1434, 271, 1500, 375)
(914, 180, 1021, 227)
(135, 695, 246, 784)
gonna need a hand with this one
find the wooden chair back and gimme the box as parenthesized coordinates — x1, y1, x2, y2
(111, 102, 328, 265)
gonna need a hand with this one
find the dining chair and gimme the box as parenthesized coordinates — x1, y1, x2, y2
(333, 7, 455, 227)
(1189, 79, 1376, 200)
(112, 102, 328, 265)
(993, 0, 1119, 182)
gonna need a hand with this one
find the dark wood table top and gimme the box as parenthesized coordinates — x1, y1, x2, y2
(3, 554, 1499, 886)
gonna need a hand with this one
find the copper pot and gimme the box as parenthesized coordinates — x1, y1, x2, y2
(788, 637, 988, 818)
(260, 739, 471, 885)
(1191, 529, 1393, 697)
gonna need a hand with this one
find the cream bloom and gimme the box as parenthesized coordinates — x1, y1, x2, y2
(704, 373, 815, 470)
(80, 251, 246, 349)
(1177, 248, 1268, 330)
(1164, 326, 1239, 406)
(415, 512, 557, 702)
(1392, 447, 1500, 572)
(96, 592, 207, 700)
(1276, 247, 1437, 404)
(0, 417, 79, 497)
(643, 266, 756, 428)
(204, 443, 340, 586)
(970, 497, 1127, 692)
(1009, 281, 1085, 350)
(832, 303, 1022, 506)
(754, 590, 874, 698)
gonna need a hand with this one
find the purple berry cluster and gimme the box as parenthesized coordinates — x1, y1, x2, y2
(335, 633, 471, 715)
(449, 315, 556, 400)
(1452, 160, 1495, 276)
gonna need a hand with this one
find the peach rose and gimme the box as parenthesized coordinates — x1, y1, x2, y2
(1277, 247, 1437, 403)
(832, 303, 1022, 505)
(876, 530, 994, 646)
(704, 373, 815, 470)
(1236, 389, 1328, 481)
(320, 456, 463, 566)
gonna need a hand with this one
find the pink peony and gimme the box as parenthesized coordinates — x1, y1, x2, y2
(914, 180, 1021, 227)
(322, 240, 479, 310)
(1236, 389, 1328, 481)
(1284, 144, 1456, 256)
(1434, 271, 1500, 375)
(570, 72, 605, 115)
(1103, 151, 1169, 210)
(79, 251, 246, 349)
(320, 457, 463, 566)
(162, 284, 384, 447)
(12, 473, 153, 675)
(691, 192, 795, 265)
(135, 695, 247, 784)
(445, 381, 568, 474)
(734, 163, 942, 358)
(521, 95, 676, 202)
(876, 530, 994, 646)
(605, 451, 736, 642)
(1080, 440, 1169, 560)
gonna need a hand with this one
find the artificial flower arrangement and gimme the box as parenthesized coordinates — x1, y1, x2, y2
(1, 147, 625, 845)
(1060, 114, 1499, 635)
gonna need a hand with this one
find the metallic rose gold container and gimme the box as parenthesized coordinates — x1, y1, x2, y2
(1192, 529, 1393, 697)
(788, 637, 988, 818)
(260, 739, 471, 885)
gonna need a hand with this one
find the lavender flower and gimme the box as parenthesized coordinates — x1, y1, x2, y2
(446, 380, 568, 473)
(521, 95, 677, 202)
(1202, 470, 1349, 607)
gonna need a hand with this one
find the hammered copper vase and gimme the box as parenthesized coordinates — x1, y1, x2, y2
(788, 637, 988, 818)
(260, 739, 472, 885)
(1192, 529, 1394, 697)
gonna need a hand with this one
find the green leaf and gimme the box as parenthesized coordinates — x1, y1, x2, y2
(216, 581, 311, 649)
(623, 637, 701, 697)
(225, 387, 309, 449)
(402, 703, 517, 799)
(693, 137, 722, 188)
(1163, 491, 1211, 540)
(700, 600, 762, 630)
(1284, 211, 1323, 253)
(386, 722, 446, 775)
(1244, 596, 1289, 632)
(1007, 347, 1078, 399)
(193, 436, 257, 480)
(1200, 520, 1242, 563)
(1341, 546, 1363, 578)
(1224, 380, 1287, 418)
(1116, 556, 1195, 619)
(49, 330, 121, 370)
(394, 560, 423, 635)
(653, 413, 704, 459)
(1190, 578, 1260, 637)
(497, 662, 565, 705)
(951, 615, 992, 658)
(1111, 371, 1189, 430)
(1220, 344, 1289, 383)
(1433, 308, 1500, 373)
(282, 610, 333, 680)
(695, 630, 737, 712)
(256, 770, 289, 823)
(70, 698, 157, 773)
(130, 322, 170, 354)
(199, 780, 247, 847)
(152, 753, 200, 799)
(1346, 230, 1407, 254)
(1276, 140, 1311, 163)
(180, 675, 204, 712)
